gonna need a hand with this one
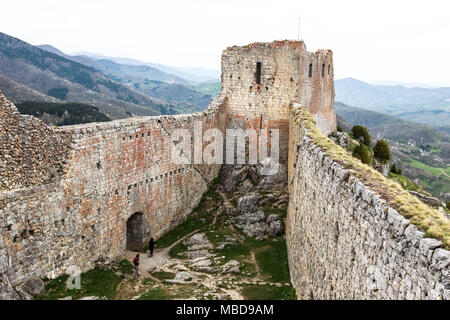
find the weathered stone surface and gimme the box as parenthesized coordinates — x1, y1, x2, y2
(222, 260, 240, 274)
(183, 233, 212, 251)
(0, 92, 226, 294)
(268, 220, 283, 237)
(237, 193, 261, 213)
(15, 279, 46, 300)
(286, 106, 450, 300)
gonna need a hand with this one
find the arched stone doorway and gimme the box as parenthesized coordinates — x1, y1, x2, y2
(126, 212, 150, 251)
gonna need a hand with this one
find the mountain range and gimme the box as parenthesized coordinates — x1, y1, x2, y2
(0, 32, 218, 121)
(335, 77, 450, 129)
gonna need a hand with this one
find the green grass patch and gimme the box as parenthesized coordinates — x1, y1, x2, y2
(138, 286, 171, 300)
(168, 242, 187, 258)
(117, 259, 134, 275)
(219, 242, 251, 262)
(406, 159, 450, 176)
(41, 265, 125, 300)
(241, 284, 296, 300)
(388, 173, 426, 193)
(262, 206, 287, 218)
(255, 240, 291, 283)
(151, 271, 176, 281)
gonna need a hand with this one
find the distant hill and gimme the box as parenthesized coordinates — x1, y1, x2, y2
(335, 101, 450, 201)
(335, 77, 450, 128)
(39, 44, 213, 113)
(192, 81, 221, 97)
(0, 33, 167, 119)
(73, 51, 220, 83)
(96, 59, 190, 84)
(16, 101, 111, 126)
(0, 75, 59, 103)
(130, 79, 210, 111)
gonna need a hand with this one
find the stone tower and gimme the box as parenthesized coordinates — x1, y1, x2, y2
(221, 40, 336, 163)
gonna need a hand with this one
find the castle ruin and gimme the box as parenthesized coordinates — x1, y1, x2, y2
(0, 40, 448, 300)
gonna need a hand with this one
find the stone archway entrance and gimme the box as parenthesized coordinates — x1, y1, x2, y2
(126, 212, 150, 251)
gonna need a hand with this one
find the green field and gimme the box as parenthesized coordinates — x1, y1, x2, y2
(405, 159, 450, 176)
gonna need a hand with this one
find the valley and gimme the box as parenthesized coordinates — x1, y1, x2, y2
(335, 102, 450, 202)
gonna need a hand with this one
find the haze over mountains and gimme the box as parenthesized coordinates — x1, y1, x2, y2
(335, 77, 450, 129)
(0, 32, 218, 121)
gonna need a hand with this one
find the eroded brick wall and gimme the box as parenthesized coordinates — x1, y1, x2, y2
(0, 94, 226, 287)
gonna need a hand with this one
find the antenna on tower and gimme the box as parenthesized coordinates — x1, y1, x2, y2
(297, 17, 300, 40)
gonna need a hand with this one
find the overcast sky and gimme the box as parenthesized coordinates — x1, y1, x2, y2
(1, 0, 449, 86)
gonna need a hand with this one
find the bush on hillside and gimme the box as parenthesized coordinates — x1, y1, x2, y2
(351, 125, 371, 146)
(373, 139, 391, 164)
(390, 163, 403, 175)
(352, 144, 371, 164)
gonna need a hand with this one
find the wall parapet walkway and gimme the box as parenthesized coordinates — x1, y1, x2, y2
(287, 103, 449, 300)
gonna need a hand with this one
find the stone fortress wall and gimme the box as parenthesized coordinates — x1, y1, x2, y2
(1, 40, 448, 300)
(0, 93, 226, 294)
(287, 104, 449, 300)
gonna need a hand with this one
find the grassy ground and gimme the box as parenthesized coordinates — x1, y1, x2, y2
(39, 185, 294, 300)
(240, 284, 296, 300)
(406, 159, 450, 176)
(255, 240, 291, 283)
(41, 259, 133, 300)
(388, 173, 427, 194)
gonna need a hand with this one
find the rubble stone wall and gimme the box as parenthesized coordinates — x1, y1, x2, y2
(286, 104, 449, 300)
(0, 94, 226, 289)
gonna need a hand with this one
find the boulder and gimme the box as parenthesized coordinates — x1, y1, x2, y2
(15, 278, 46, 300)
(268, 220, 284, 237)
(254, 161, 287, 190)
(222, 260, 240, 273)
(0, 274, 20, 300)
(236, 210, 266, 225)
(182, 233, 212, 251)
(219, 165, 249, 192)
(237, 193, 261, 213)
(165, 271, 195, 283)
(266, 214, 281, 224)
(243, 222, 267, 238)
(238, 179, 254, 193)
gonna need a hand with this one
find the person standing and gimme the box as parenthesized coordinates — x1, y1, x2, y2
(132, 254, 140, 278)
(148, 238, 155, 257)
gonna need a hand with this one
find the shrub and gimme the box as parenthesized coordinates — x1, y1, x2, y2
(373, 139, 391, 164)
(351, 125, 371, 146)
(390, 163, 403, 175)
(337, 125, 343, 132)
(446, 201, 450, 209)
(352, 144, 371, 164)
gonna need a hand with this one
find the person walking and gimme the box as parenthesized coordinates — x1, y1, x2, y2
(148, 238, 154, 257)
(132, 254, 140, 278)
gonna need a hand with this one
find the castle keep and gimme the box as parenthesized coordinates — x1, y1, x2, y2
(0, 41, 448, 300)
